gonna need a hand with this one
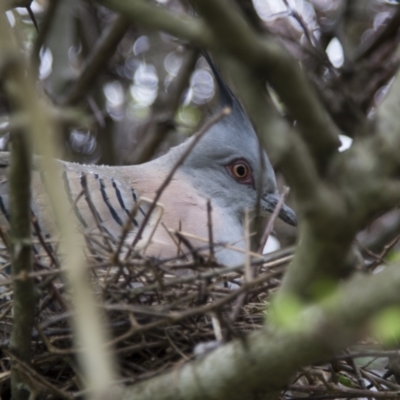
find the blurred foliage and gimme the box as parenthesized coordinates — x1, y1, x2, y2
(373, 306, 400, 344)
(3, 0, 217, 165)
(269, 293, 304, 328)
(3, 0, 400, 398)
(2, 0, 399, 167)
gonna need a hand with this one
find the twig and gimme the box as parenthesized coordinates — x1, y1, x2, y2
(159, 221, 187, 261)
(334, 349, 400, 360)
(175, 231, 205, 264)
(243, 209, 252, 282)
(282, 0, 318, 48)
(206, 200, 215, 263)
(369, 233, 400, 271)
(62, 15, 131, 105)
(4, 349, 74, 400)
(289, 384, 400, 399)
(0, 17, 36, 400)
(258, 187, 290, 253)
(31, 0, 60, 74)
(26, 5, 38, 33)
(126, 107, 231, 257)
(99, 0, 213, 48)
(355, 6, 400, 61)
(165, 228, 264, 260)
(345, 349, 366, 390)
(105, 266, 284, 346)
(31, 214, 58, 268)
(230, 209, 251, 322)
(130, 48, 199, 164)
(124, 256, 291, 298)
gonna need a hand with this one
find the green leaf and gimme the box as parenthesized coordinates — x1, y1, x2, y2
(338, 374, 354, 387)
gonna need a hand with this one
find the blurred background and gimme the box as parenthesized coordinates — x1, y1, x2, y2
(3, 0, 400, 252)
(3, 0, 398, 163)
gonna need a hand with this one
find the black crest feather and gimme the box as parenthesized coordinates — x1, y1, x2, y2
(202, 52, 240, 111)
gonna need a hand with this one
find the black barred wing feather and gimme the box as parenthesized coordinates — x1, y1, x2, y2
(60, 164, 164, 255)
(0, 153, 163, 259)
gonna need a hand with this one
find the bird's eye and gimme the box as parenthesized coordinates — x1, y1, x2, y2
(232, 163, 248, 179)
(227, 160, 254, 186)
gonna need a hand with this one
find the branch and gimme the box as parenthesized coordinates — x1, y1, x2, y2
(62, 14, 131, 105)
(355, 6, 400, 61)
(0, 12, 117, 398)
(5, 0, 31, 9)
(189, 0, 341, 169)
(0, 13, 35, 400)
(219, 58, 353, 300)
(130, 48, 199, 164)
(377, 65, 400, 170)
(98, 0, 340, 168)
(127, 108, 230, 255)
(219, 50, 400, 301)
(31, 0, 61, 75)
(9, 132, 33, 400)
(1, 107, 93, 135)
(105, 262, 400, 400)
(98, 0, 214, 48)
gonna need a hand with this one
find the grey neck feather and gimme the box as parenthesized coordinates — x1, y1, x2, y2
(140, 55, 278, 221)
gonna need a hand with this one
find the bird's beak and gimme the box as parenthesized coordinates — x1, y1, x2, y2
(261, 193, 297, 227)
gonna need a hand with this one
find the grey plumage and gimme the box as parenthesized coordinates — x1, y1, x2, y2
(0, 58, 296, 266)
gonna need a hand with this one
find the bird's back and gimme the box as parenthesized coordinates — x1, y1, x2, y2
(0, 153, 160, 257)
(0, 152, 247, 265)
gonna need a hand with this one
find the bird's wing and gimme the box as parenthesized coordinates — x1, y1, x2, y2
(0, 152, 163, 254)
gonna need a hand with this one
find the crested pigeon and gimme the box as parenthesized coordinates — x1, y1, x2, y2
(0, 60, 296, 267)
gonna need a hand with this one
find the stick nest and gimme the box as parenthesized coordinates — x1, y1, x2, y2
(0, 228, 397, 399)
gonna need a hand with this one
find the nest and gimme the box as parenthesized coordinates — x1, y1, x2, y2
(0, 224, 398, 399)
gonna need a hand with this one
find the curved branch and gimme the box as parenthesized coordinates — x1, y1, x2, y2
(0, 10, 117, 398)
(62, 14, 131, 105)
(0, 12, 35, 400)
(190, 0, 341, 168)
(110, 263, 400, 400)
(98, 0, 214, 48)
(98, 0, 341, 168)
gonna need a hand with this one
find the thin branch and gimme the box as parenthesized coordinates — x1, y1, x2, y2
(130, 48, 199, 164)
(258, 187, 289, 253)
(98, 0, 214, 48)
(62, 14, 130, 105)
(0, 12, 117, 398)
(206, 199, 215, 263)
(31, 0, 61, 75)
(4, 350, 73, 400)
(106, 261, 400, 400)
(5, 0, 31, 9)
(355, 6, 400, 61)
(100, 0, 341, 167)
(9, 123, 34, 400)
(26, 6, 38, 33)
(289, 384, 400, 399)
(127, 107, 231, 256)
(0, 12, 35, 400)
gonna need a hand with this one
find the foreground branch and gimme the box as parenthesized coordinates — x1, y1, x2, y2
(0, 10, 116, 399)
(8, 132, 33, 400)
(99, 0, 214, 48)
(62, 14, 131, 105)
(110, 264, 400, 400)
(100, 0, 341, 167)
(0, 14, 35, 400)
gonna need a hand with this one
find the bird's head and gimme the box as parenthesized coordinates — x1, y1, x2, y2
(180, 56, 297, 227)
